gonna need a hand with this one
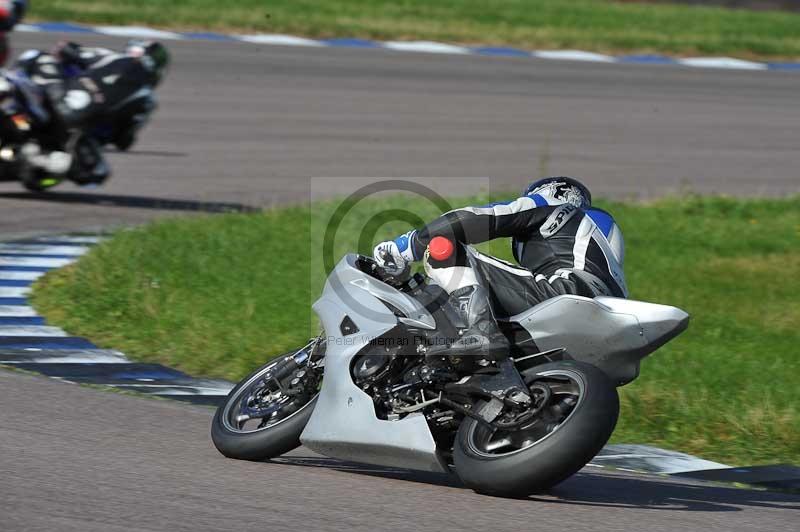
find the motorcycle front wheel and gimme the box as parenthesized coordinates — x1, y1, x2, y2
(453, 361, 619, 497)
(22, 169, 61, 193)
(211, 342, 323, 461)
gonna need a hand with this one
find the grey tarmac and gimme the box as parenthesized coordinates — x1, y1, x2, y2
(1, 370, 798, 532)
(1, 30, 799, 532)
(0, 31, 798, 237)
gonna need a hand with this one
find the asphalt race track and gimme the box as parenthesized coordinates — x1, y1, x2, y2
(1, 31, 799, 531)
(1, 31, 799, 237)
(2, 370, 798, 531)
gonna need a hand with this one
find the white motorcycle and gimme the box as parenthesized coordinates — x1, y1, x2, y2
(211, 252, 688, 496)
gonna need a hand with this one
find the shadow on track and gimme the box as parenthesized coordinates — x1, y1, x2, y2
(110, 149, 187, 157)
(0, 191, 260, 213)
(275, 456, 800, 512)
(272, 456, 464, 489)
(541, 472, 800, 512)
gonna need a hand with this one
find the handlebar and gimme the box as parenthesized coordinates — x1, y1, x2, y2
(355, 255, 416, 290)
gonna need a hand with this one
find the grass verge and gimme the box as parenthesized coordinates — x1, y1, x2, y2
(29, 0, 800, 60)
(31, 195, 800, 465)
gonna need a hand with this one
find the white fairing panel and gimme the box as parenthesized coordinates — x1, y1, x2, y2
(300, 255, 447, 473)
(514, 295, 688, 385)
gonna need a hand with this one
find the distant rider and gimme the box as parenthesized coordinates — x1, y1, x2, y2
(15, 39, 169, 184)
(0, 0, 26, 65)
(373, 177, 628, 358)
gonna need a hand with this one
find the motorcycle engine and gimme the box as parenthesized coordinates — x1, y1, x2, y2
(352, 353, 392, 381)
(351, 343, 403, 386)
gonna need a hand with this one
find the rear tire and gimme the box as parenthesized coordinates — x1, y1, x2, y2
(453, 361, 619, 497)
(112, 130, 136, 151)
(211, 353, 318, 461)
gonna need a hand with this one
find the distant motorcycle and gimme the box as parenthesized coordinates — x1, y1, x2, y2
(0, 41, 163, 192)
(211, 249, 689, 496)
(0, 70, 58, 190)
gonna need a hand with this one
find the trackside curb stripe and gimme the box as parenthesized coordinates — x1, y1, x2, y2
(0, 234, 235, 403)
(13, 22, 800, 73)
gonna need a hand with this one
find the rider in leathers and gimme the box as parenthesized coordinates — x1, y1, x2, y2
(373, 177, 627, 358)
(0, 0, 26, 65)
(15, 40, 169, 184)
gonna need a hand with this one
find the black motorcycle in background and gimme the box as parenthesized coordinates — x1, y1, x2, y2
(0, 40, 167, 192)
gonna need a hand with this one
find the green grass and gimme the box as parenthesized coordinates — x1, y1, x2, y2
(29, 0, 800, 59)
(30, 195, 800, 465)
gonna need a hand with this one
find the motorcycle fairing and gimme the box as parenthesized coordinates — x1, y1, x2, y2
(300, 254, 688, 472)
(300, 255, 447, 473)
(512, 295, 689, 385)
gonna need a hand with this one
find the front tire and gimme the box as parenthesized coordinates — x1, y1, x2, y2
(211, 350, 320, 461)
(22, 169, 60, 192)
(453, 361, 619, 497)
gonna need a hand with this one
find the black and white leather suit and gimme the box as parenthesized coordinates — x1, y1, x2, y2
(392, 191, 628, 319)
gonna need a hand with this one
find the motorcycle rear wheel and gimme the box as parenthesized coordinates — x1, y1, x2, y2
(211, 348, 320, 461)
(453, 361, 619, 497)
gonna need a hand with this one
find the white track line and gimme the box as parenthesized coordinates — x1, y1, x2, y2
(14, 23, 42, 32)
(384, 41, 470, 54)
(110, 383, 234, 395)
(0, 325, 67, 336)
(533, 50, 616, 62)
(0, 271, 44, 281)
(238, 34, 323, 46)
(0, 305, 38, 317)
(1, 355, 125, 363)
(27, 235, 104, 244)
(0, 349, 130, 363)
(677, 57, 767, 70)
(0, 287, 30, 298)
(595, 444, 730, 473)
(0, 257, 73, 267)
(94, 26, 184, 40)
(0, 244, 88, 256)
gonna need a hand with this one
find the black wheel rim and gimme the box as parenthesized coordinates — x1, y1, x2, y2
(466, 369, 586, 457)
(221, 343, 322, 434)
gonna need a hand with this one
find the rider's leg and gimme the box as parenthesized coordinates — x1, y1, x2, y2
(424, 241, 509, 359)
(423, 233, 619, 360)
(467, 251, 616, 311)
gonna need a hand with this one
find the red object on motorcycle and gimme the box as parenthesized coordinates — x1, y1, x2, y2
(429, 236, 455, 261)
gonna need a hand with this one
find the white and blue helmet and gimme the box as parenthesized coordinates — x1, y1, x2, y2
(523, 177, 592, 209)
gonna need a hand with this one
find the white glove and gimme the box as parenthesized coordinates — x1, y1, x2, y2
(373, 240, 407, 274)
(373, 230, 417, 274)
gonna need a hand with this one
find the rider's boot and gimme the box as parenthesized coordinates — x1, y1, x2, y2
(428, 285, 509, 359)
(68, 135, 111, 185)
